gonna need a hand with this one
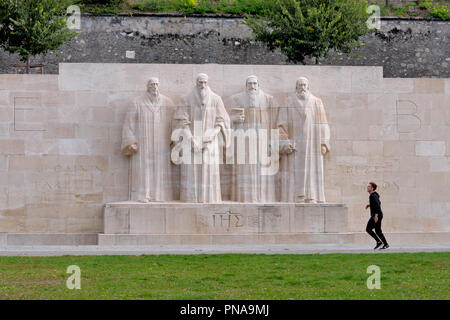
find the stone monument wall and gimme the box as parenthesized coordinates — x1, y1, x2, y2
(0, 63, 449, 234)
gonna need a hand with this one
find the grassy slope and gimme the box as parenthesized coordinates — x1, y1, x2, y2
(0, 252, 448, 299)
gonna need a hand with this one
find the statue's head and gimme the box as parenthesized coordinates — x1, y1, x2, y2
(147, 77, 160, 96)
(196, 73, 209, 99)
(296, 77, 310, 99)
(246, 75, 259, 94)
(196, 73, 209, 90)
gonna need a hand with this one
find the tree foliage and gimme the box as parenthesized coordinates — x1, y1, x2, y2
(245, 0, 372, 64)
(0, 0, 77, 71)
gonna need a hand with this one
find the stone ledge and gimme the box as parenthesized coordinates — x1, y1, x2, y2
(81, 13, 450, 22)
(347, 231, 450, 244)
(98, 232, 450, 246)
(1, 232, 448, 246)
(105, 201, 348, 208)
(2, 233, 98, 246)
(98, 233, 353, 246)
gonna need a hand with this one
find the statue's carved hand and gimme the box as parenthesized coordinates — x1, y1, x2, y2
(321, 144, 329, 155)
(203, 136, 214, 144)
(203, 141, 213, 151)
(286, 144, 296, 154)
(231, 113, 245, 123)
(128, 143, 138, 154)
(231, 108, 245, 124)
(280, 140, 296, 155)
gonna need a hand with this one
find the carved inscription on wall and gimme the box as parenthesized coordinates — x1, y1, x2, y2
(212, 210, 244, 229)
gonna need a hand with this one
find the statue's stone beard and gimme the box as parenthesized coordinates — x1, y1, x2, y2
(199, 87, 207, 98)
(296, 90, 309, 100)
(247, 88, 258, 107)
(198, 87, 208, 105)
(148, 89, 160, 102)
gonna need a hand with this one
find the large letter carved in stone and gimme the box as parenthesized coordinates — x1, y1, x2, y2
(121, 78, 174, 202)
(277, 77, 330, 203)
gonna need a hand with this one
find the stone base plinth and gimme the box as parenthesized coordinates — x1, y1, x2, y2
(0, 231, 448, 247)
(102, 201, 348, 244)
(0, 233, 98, 246)
(97, 232, 450, 246)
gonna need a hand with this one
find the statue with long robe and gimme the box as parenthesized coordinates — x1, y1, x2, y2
(121, 78, 174, 202)
(172, 73, 231, 203)
(277, 77, 330, 203)
(226, 75, 277, 203)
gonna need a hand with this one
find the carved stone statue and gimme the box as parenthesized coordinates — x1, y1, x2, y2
(172, 73, 231, 203)
(121, 78, 174, 202)
(277, 77, 330, 203)
(227, 75, 277, 202)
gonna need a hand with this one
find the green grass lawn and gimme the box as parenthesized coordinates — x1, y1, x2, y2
(0, 252, 448, 299)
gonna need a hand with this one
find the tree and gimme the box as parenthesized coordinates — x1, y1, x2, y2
(245, 0, 372, 64)
(0, 0, 78, 73)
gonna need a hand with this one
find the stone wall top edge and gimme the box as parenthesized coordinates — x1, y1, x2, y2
(105, 202, 347, 208)
(58, 62, 384, 69)
(80, 13, 450, 23)
(384, 77, 450, 81)
(0, 74, 58, 78)
(4, 233, 99, 235)
(58, 62, 384, 75)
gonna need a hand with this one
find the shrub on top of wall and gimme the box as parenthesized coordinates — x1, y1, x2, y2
(132, 0, 169, 12)
(221, 0, 265, 15)
(428, 3, 449, 20)
(173, 0, 198, 13)
(80, 0, 122, 4)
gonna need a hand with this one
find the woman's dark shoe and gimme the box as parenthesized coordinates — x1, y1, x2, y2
(374, 242, 383, 250)
(380, 244, 390, 250)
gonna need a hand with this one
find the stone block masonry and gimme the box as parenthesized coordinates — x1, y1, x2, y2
(0, 63, 449, 235)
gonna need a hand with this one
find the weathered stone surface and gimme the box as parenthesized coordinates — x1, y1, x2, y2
(0, 92, 8, 106)
(0, 75, 58, 91)
(104, 207, 129, 234)
(0, 64, 449, 235)
(5, 233, 98, 246)
(0, 139, 24, 155)
(1, 17, 448, 78)
(104, 202, 348, 236)
(415, 141, 446, 156)
(414, 78, 446, 94)
(8, 155, 42, 171)
(324, 206, 348, 233)
(292, 206, 325, 233)
(44, 123, 76, 139)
